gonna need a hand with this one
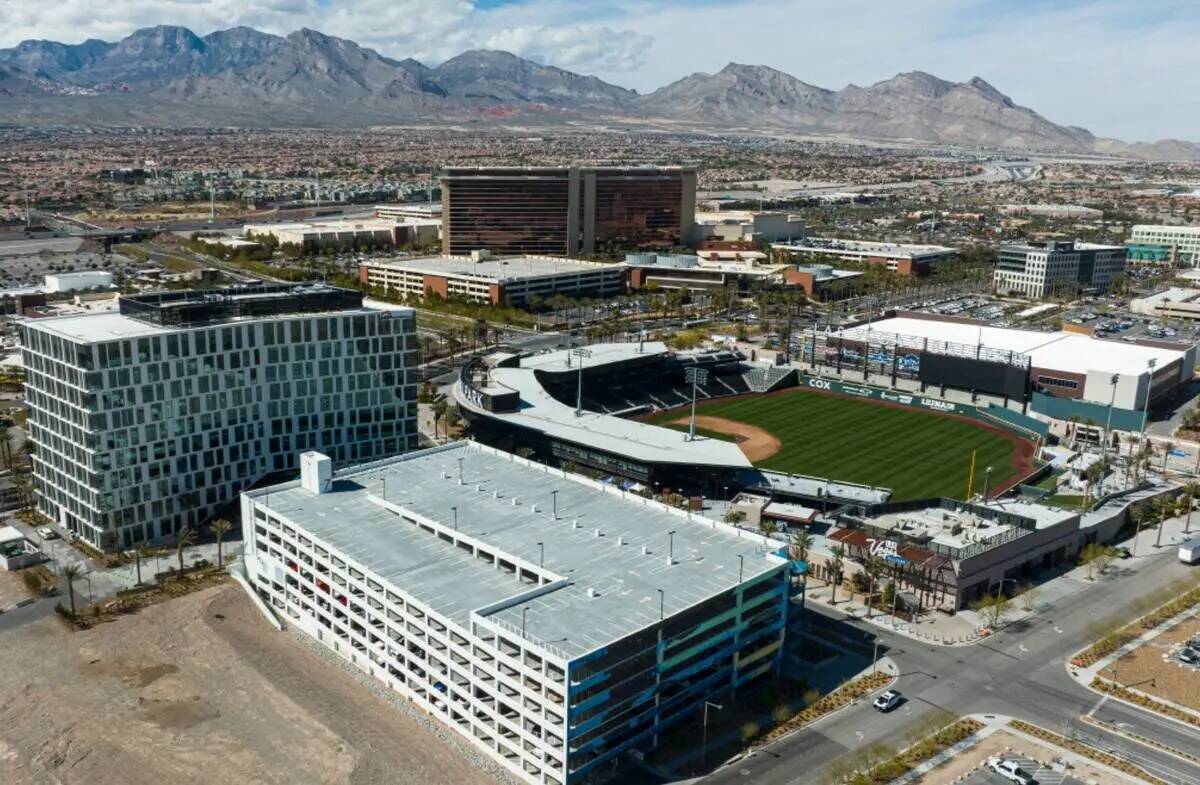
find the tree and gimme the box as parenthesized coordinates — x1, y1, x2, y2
(1080, 542, 1117, 580)
(133, 546, 153, 585)
(972, 592, 1011, 629)
(863, 555, 885, 618)
(210, 518, 233, 568)
(828, 546, 845, 605)
(61, 564, 81, 616)
(724, 509, 747, 525)
(176, 526, 197, 576)
(1018, 584, 1041, 612)
(1154, 494, 1174, 549)
(758, 518, 777, 537)
(790, 528, 813, 563)
(1184, 481, 1200, 535)
(1160, 440, 1175, 478)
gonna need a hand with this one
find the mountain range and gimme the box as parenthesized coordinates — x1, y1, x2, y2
(1, 25, 1195, 160)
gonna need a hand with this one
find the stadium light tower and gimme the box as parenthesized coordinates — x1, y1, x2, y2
(685, 367, 709, 441)
(572, 347, 592, 416)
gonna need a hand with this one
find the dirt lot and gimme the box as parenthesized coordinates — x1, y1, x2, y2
(0, 569, 31, 609)
(1109, 615, 1200, 711)
(666, 414, 782, 461)
(914, 728, 1122, 785)
(0, 584, 500, 785)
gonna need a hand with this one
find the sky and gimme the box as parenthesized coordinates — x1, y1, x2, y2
(1, 0, 1196, 141)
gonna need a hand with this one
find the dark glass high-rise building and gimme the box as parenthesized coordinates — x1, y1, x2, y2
(441, 166, 696, 256)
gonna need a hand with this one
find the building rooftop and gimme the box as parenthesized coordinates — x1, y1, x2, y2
(837, 316, 1191, 378)
(368, 254, 623, 282)
(23, 285, 406, 342)
(249, 441, 784, 661)
(458, 343, 752, 469)
(773, 237, 957, 259)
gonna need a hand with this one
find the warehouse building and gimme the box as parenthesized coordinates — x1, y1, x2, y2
(692, 210, 806, 243)
(242, 442, 791, 785)
(772, 238, 958, 276)
(359, 254, 625, 307)
(623, 252, 789, 293)
(18, 284, 418, 550)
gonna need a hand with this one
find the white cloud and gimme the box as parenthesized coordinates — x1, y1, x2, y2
(0, 0, 1196, 140)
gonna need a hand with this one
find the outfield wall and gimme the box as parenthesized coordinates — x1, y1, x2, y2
(797, 374, 1049, 442)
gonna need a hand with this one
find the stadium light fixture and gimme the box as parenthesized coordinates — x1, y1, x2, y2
(572, 347, 592, 416)
(684, 366, 710, 441)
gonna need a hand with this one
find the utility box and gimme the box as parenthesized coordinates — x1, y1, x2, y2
(300, 452, 332, 495)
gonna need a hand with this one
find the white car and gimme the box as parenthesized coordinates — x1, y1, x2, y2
(987, 757, 1035, 784)
(36, 526, 59, 541)
(872, 690, 902, 712)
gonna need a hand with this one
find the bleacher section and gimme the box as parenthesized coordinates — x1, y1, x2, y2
(742, 365, 797, 393)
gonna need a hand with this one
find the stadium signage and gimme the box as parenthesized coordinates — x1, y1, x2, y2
(807, 378, 833, 391)
(867, 538, 908, 567)
(803, 375, 962, 415)
(920, 398, 957, 413)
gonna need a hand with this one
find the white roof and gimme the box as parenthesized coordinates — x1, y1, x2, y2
(367, 254, 621, 282)
(456, 343, 752, 469)
(844, 316, 1189, 377)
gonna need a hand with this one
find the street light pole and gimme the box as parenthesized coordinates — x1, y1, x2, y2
(537, 541, 544, 568)
(451, 506, 457, 531)
(551, 489, 558, 520)
(684, 367, 709, 441)
(702, 701, 724, 765)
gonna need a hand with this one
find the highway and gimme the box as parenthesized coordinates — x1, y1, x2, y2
(703, 549, 1200, 785)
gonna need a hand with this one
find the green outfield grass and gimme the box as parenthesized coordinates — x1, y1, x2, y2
(648, 389, 1028, 500)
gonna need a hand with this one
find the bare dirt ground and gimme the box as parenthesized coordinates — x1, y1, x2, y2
(1111, 616, 1200, 711)
(667, 414, 782, 461)
(0, 584, 499, 785)
(0, 569, 30, 609)
(914, 728, 1122, 785)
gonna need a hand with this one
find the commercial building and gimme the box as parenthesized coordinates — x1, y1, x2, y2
(441, 167, 697, 257)
(692, 211, 806, 244)
(781, 264, 864, 299)
(772, 238, 958, 276)
(242, 442, 791, 785)
(1128, 225, 1200, 267)
(826, 313, 1196, 426)
(1130, 288, 1200, 321)
(829, 498, 1091, 611)
(243, 218, 438, 251)
(18, 284, 418, 550)
(623, 253, 790, 293)
(374, 203, 442, 221)
(1000, 204, 1104, 220)
(992, 240, 1126, 299)
(45, 271, 115, 293)
(359, 254, 625, 307)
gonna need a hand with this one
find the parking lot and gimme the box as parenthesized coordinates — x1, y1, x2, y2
(960, 754, 1085, 785)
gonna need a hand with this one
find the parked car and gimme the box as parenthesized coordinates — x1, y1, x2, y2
(872, 690, 902, 712)
(1116, 546, 1133, 559)
(1188, 635, 1200, 650)
(987, 757, 1035, 784)
(1179, 539, 1200, 565)
(36, 526, 59, 541)
(1179, 647, 1200, 665)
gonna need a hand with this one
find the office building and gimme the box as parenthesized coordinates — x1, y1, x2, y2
(692, 210, 806, 243)
(359, 254, 625, 307)
(243, 218, 438, 251)
(242, 441, 790, 785)
(374, 203, 442, 221)
(772, 238, 958, 276)
(624, 252, 788, 293)
(1130, 288, 1200, 321)
(18, 284, 418, 550)
(1128, 225, 1200, 266)
(441, 167, 696, 257)
(45, 271, 115, 293)
(993, 240, 1126, 298)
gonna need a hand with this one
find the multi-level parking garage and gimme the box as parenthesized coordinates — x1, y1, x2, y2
(241, 442, 791, 785)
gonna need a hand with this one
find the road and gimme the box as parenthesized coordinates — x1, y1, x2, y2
(703, 549, 1200, 785)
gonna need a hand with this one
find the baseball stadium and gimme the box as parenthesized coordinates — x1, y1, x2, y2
(454, 333, 1046, 505)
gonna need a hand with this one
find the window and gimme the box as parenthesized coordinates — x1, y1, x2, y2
(1036, 375, 1079, 390)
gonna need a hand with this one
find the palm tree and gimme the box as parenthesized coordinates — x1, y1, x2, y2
(790, 528, 813, 564)
(828, 546, 845, 606)
(176, 526, 197, 576)
(758, 519, 777, 538)
(1185, 482, 1200, 535)
(133, 546, 153, 585)
(864, 555, 885, 619)
(1160, 440, 1175, 478)
(61, 564, 81, 616)
(1154, 494, 1174, 549)
(210, 518, 233, 568)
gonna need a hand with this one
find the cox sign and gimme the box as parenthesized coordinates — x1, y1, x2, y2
(808, 378, 832, 391)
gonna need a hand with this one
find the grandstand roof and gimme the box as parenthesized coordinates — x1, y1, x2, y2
(838, 316, 1191, 378)
(455, 343, 753, 469)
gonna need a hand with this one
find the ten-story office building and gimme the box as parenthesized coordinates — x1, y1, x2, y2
(18, 284, 418, 550)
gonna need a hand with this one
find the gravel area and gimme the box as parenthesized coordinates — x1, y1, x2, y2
(1111, 615, 1200, 711)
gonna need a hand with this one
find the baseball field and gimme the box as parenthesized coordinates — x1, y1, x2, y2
(647, 387, 1034, 500)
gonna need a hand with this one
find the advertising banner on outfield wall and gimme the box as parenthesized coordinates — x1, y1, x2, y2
(801, 375, 966, 416)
